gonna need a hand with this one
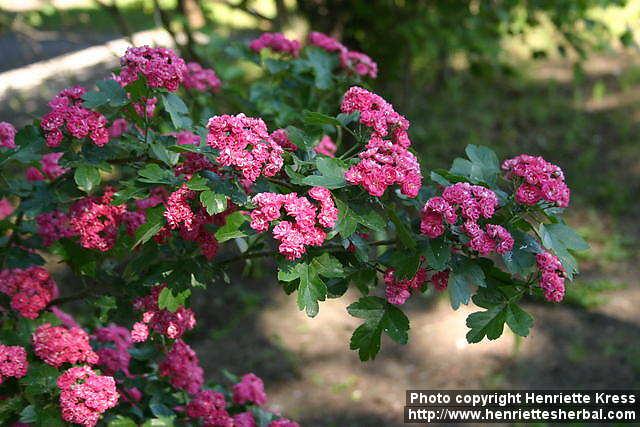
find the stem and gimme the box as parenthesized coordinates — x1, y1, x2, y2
(266, 178, 296, 190)
(339, 142, 361, 160)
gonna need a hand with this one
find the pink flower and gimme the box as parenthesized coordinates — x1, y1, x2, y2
(183, 62, 222, 92)
(25, 167, 45, 181)
(232, 373, 267, 406)
(133, 285, 196, 340)
(40, 86, 111, 147)
(250, 189, 337, 260)
(33, 323, 99, 367)
(0, 198, 14, 220)
(117, 46, 186, 91)
(340, 50, 378, 78)
(269, 419, 300, 427)
(384, 268, 427, 305)
(0, 345, 28, 384)
(69, 189, 126, 252)
(234, 412, 257, 427)
(93, 324, 132, 377)
(37, 211, 75, 246)
(308, 31, 346, 53)
(0, 266, 59, 319)
(341, 88, 421, 197)
(186, 390, 232, 426)
(430, 270, 449, 291)
(536, 251, 565, 302)
(206, 114, 283, 182)
(159, 340, 204, 394)
(173, 130, 201, 146)
(314, 135, 337, 157)
(133, 97, 157, 118)
(250, 32, 301, 56)
(130, 322, 149, 343)
(503, 154, 570, 208)
(57, 366, 119, 427)
(0, 122, 17, 149)
(40, 152, 68, 180)
(271, 129, 298, 151)
(108, 118, 128, 138)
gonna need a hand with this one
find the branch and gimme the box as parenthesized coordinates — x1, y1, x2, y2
(215, 0, 273, 24)
(93, 0, 133, 44)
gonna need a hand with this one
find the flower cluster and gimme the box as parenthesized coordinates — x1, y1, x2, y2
(57, 366, 119, 427)
(36, 210, 75, 246)
(384, 268, 427, 305)
(0, 198, 13, 220)
(162, 184, 221, 259)
(315, 135, 337, 157)
(132, 285, 196, 341)
(40, 86, 110, 147)
(159, 339, 204, 394)
(250, 32, 301, 57)
(308, 32, 378, 78)
(536, 251, 566, 302)
(41, 152, 69, 180)
(108, 118, 128, 138)
(232, 373, 267, 406)
(33, 323, 99, 367)
(341, 87, 422, 197)
(502, 154, 570, 208)
(93, 324, 133, 377)
(68, 189, 127, 252)
(206, 114, 284, 182)
(0, 345, 28, 384)
(0, 121, 16, 149)
(249, 187, 338, 260)
(183, 62, 222, 92)
(0, 266, 58, 319)
(420, 183, 514, 256)
(117, 45, 186, 91)
(186, 389, 233, 426)
(271, 128, 298, 151)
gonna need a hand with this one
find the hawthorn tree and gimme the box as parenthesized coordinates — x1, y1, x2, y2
(0, 31, 587, 426)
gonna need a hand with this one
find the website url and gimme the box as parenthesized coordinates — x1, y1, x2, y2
(405, 407, 638, 423)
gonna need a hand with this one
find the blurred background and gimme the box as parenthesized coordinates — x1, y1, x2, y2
(1, 1, 639, 425)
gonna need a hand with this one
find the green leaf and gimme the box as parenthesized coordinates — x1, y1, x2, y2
(347, 296, 409, 361)
(295, 263, 327, 317)
(505, 304, 534, 337)
(465, 306, 507, 343)
(138, 164, 175, 184)
(214, 211, 248, 242)
(539, 223, 589, 278)
(200, 191, 227, 215)
(284, 126, 314, 150)
(387, 208, 416, 249)
(162, 93, 192, 130)
(302, 157, 347, 189)
(150, 142, 180, 166)
(305, 47, 335, 90)
(19, 405, 37, 424)
(387, 251, 420, 280)
(303, 110, 341, 126)
(450, 144, 500, 185)
(82, 79, 128, 109)
(133, 205, 164, 248)
(334, 199, 358, 238)
(74, 164, 101, 193)
(108, 416, 138, 427)
(310, 253, 344, 278)
(186, 175, 209, 191)
(502, 230, 538, 276)
(421, 237, 451, 271)
(157, 287, 191, 312)
(449, 259, 485, 309)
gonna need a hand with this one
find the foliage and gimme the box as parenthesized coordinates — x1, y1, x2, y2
(0, 30, 588, 426)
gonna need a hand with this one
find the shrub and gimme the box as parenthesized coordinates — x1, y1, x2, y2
(0, 31, 588, 426)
